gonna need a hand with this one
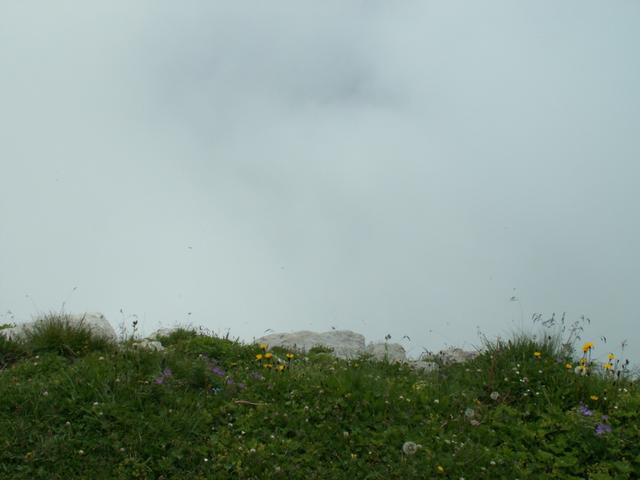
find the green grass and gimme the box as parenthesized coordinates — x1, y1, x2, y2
(0, 315, 638, 479)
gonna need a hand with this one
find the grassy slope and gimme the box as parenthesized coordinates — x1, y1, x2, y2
(0, 316, 639, 480)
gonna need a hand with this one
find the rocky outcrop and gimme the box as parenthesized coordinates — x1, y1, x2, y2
(421, 346, 479, 365)
(0, 312, 117, 342)
(365, 342, 406, 362)
(255, 330, 366, 359)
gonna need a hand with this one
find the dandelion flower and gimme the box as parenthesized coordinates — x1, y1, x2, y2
(582, 341, 594, 353)
(590, 395, 599, 401)
(255, 354, 263, 360)
(565, 363, 573, 369)
(603, 362, 614, 371)
(264, 352, 273, 360)
(286, 353, 295, 360)
(259, 343, 268, 351)
(402, 441, 420, 455)
(533, 351, 542, 358)
(607, 353, 615, 360)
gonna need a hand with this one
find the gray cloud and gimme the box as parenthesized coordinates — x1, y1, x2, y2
(1, 1, 639, 366)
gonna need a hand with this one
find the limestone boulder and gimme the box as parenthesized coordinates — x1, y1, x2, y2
(422, 346, 479, 365)
(0, 312, 117, 342)
(255, 330, 366, 359)
(365, 342, 406, 362)
(129, 339, 165, 352)
(406, 360, 439, 373)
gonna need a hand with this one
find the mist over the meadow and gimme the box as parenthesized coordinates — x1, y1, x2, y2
(1, 1, 639, 363)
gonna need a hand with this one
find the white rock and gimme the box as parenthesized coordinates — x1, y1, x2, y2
(0, 312, 117, 342)
(422, 346, 479, 365)
(130, 339, 165, 351)
(0, 323, 27, 341)
(365, 342, 406, 362)
(406, 360, 439, 372)
(255, 330, 366, 359)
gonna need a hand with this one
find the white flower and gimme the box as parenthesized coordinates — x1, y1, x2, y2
(490, 391, 500, 401)
(402, 441, 421, 455)
(464, 408, 475, 418)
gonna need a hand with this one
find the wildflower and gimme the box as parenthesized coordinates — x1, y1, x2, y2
(489, 391, 499, 401)
(264, 352, 273, 360)
(154, 368, 173, 384)
(276, 365, 285, 372)
(263, 363, 273, 369)
(578, 404, 593, 416)
(42, 391, 49, 396)
(575, 365, 587, 376)
(590, 395, 599, 401)
(603, 362, 614, 371)
(211, 366, 226, 377)
(402, 441, 421, 455)
(351, 453, 357, 460)
(595, 423, 612, 436)
(464, 408, 475, 419)
(286, 353, 295, 360)
(565, 363, 573, 369)
(256, 354, 263, 360)
(582, 341, 594, 353)
(436, 465, 445, 473)
(533, 352, 542, 359)
(259, 343, 268, 351)
(78, 450, 85, 455)
(469, 419, 481, 427)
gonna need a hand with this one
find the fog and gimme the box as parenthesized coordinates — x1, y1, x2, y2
(1, 1, 639, 366)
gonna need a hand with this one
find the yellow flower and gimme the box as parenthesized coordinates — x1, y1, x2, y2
(286, 353, 295, 360)
(263, 363, 273, 369)
(565, 363, 573, 369)
(590, 395, 599, 401)
(603, 363, 614, 371)
(259, 343, 268, 351)
(436, 465, 445, 473)
(582, 342, 594, 353)
(255, 354, 263, 360)
(264, 352, 273, 360)
(533, 351, 542, 358)
(276, 365, 285, 372)
(608, 353, 615, 360)
(351, 453, 357, 460)
(579, 357, 588, 365)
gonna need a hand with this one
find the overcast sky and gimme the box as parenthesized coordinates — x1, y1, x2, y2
(1, 1, 639, 366)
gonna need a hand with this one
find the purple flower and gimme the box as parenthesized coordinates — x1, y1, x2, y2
(154, 367, 173, 384)
(226, 378, 235, 385)
(238, 382, 246, 389)
(595, 423, 612, 436)
(578, 404, 593, 417)
(211, 366, 226, 377)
